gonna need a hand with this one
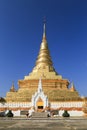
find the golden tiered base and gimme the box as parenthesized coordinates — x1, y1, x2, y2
(6, 79, 80, 102)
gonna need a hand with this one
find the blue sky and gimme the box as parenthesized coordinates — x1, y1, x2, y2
(0, 0, 87, 97)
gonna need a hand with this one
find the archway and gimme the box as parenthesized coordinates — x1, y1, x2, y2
(36, 97, 44, 111)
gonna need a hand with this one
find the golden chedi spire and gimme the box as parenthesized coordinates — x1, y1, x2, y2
(35, 23, 53, 69)
(24, 22, 62, 79)
(10, 81, 16, 92)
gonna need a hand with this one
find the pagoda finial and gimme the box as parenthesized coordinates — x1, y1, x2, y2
(43, 17, 46, 39)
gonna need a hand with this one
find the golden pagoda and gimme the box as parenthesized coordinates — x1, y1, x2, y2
(6, 23, 80, 104)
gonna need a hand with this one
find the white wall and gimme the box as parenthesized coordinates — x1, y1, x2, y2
(0, 101, 85, 117)
(12, 110, 20, 117)
(59, 110, 84, 116)
(0, 102, 31, 108)
(51, 101, 83, 108)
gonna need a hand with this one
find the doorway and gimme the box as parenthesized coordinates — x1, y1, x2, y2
(36, 97, 44, 112)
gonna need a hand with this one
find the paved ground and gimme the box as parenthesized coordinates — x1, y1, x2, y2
(0, 117, 87, 130)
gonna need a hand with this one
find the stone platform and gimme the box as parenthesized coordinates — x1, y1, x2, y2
(0, 117, 87, 130)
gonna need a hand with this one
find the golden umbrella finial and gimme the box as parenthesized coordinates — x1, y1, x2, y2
(43, 17, 46, 39)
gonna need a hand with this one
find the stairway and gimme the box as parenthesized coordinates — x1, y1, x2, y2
(32, 112, 48, 119)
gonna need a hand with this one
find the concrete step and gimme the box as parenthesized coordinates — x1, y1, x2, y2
(32, 112, 48, 118)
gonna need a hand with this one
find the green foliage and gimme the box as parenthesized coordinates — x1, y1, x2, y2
(6, 110, 14, 117)
(62, 110, 70, 117)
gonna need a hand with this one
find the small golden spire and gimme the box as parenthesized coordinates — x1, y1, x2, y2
(70, 82, 76, 91)
(10, 81, 16, 92)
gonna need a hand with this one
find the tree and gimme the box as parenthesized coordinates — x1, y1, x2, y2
(62, 110, 70, 117)
(6, 110, 14, 117)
